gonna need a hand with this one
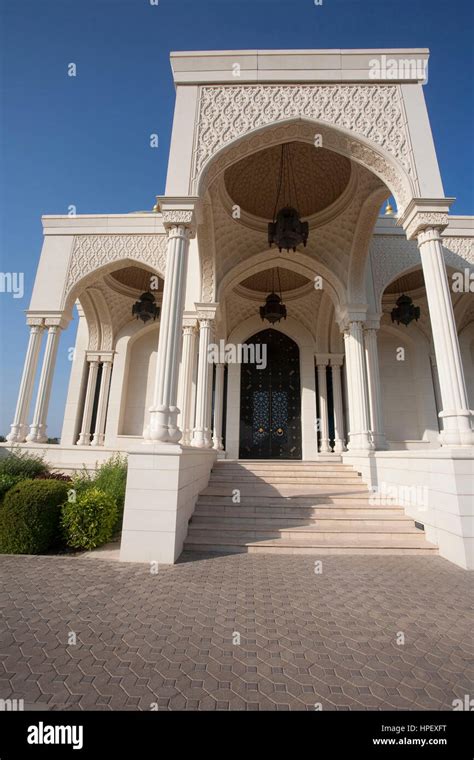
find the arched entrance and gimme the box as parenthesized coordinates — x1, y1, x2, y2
(239, 329, 302, 459)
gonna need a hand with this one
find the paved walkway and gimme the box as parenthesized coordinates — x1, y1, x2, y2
(0, 553, 472, 710)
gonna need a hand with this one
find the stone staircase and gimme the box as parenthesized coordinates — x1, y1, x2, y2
(184, 460, 438, 556)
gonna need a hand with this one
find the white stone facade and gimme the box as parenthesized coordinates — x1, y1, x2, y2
(3, 50, 473, 567)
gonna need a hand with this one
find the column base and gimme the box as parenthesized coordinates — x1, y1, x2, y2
(148, 406, 172, 443)
(76, 434, 91, 446)
(6, 424, 28, 443)
(26, 425, 48, 443)
(371, 433, 389, 450)
(191, 428, 207, 448)
(333, 439, 347, 453)
(439, 410, 474, 446)
(347, 432, 374, 451)
(90, 434, 104, 447)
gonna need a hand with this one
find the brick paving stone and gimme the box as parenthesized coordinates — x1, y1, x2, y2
(0, 553, 471, 711)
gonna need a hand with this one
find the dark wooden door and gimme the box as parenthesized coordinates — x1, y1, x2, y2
(239, 329, 302, 459)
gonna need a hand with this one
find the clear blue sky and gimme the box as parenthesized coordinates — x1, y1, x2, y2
(0, 0, 473, 438)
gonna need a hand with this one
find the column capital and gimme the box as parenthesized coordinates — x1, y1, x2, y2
(26, 317, 45, 328)
(416, 226, 444, 247)
(315, 353, 330, 367)
(329, 354, 345, 367)
(337, 304, 368, 330)
(364, 322, 380, 333)
(182, 313, 198, 332)
(99, 351, 115, 364)
(26, 311, 69, 329)
(398, 198, 454, 241)
(364, 312, 382, 331)
(85, 354, 101, 366)
(194, 302, 218, 322)
(158, 196, 200, 237)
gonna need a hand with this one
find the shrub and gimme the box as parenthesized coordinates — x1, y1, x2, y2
(0, 449, 49, 479)
(36, 472, 72, 482)
(69, 455, 127, 532)
(93, 454, 127, 528)
(0, 474, 22, 502)
(0, 479, 69, 554)
(61, 487, 118, 550)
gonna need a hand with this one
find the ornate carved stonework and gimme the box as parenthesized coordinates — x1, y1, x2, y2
(405, 212, 450, 241)
(442, 236, 474, 265)
(370, 235, 421, 303)
(161, 210, 194, 226)
(198, 200, 216, 303)
(371, 234, 473, 307)
(65, 235, 168, 300)
(194, 85, 415, 203)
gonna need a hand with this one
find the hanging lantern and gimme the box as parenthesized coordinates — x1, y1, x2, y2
(259, 268, 287, 324)
(268, 144, 309, 253)
(132, 291, 160, 324)
(268, 206, 309, 253)
(259, 292, 287, 324)
(391, 294, 420, 327)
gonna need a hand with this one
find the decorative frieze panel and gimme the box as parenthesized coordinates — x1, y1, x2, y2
(161, 210, 194, 226)
(194, 85, 415, 197)
(441, 237, 474, 266)
(65, 234, 168, 300)
(371, 234, 474, 306)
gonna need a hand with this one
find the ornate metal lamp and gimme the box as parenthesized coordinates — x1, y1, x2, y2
(132, 291, 160, 324)
(391, 294, 420, 327)
(268, 144, 309, 253)
(259, 268, 287, 324)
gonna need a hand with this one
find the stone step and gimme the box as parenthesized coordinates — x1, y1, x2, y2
(197, 495, 375, 506)
(191, 514, 413, 529)
(209, 474, 362, 485)
(184, 535, 438, 555)
(187, 524, 426, 543)
(202, 485, 370, 497)
(186, 460, 435, 557)
(212, 464, 350, 473)
(221, 457, 343, 463)
(194, 504, 405, 518)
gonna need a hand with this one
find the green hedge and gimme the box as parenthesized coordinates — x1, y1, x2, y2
(0, 450, 49, 479)
(61, 487, 118, 550)
(0, 479, 70, 554)
(71, 454, 127, 531)
(0, 474, 22, 502)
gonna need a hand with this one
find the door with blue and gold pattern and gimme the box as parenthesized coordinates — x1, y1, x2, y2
(239, 329, 302, 459)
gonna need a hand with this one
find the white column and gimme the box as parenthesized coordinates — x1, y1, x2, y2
(364, 325, 388, 450)
(149, 222, 192, 443)
(91, 360, 113, 447)
(7, 323, 44, 442)
(330, 355, 346, 453)
(26, 325, 62, 443)
(192, 317, 214, 448)
(316, 356, 330, 453)
(212, 362, 225, 451)
(178, 322, 197, 446)
(204, 357, 214, 448)
(417, 227, 473, 445)
(344, 320, 374, 451)
(77, 360, 100, 446)
(429, 353, 443, 432)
